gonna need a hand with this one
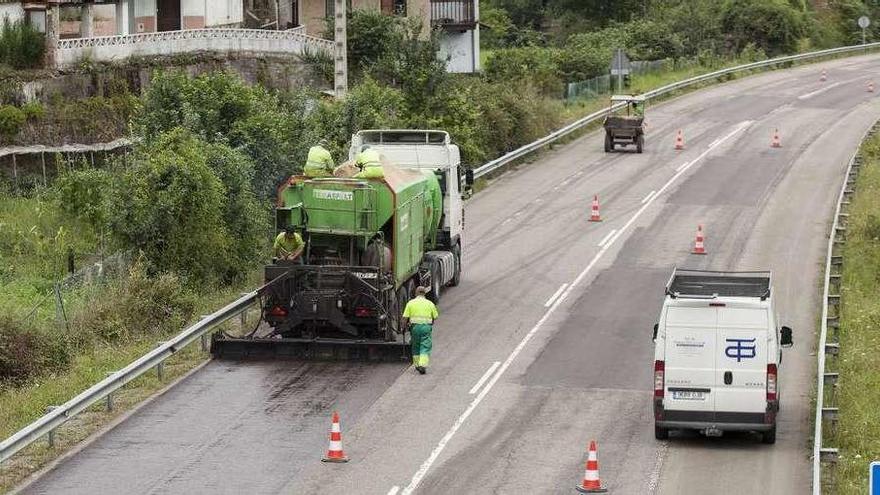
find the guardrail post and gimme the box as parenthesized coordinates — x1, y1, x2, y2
(105, 371, 116, 412)
(239, 293, 249, 331)
(156, 342, 165, 381)
(45, 406, 58, 448)
(200, 315, 210, 352)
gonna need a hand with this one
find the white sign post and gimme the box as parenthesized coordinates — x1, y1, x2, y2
(859, 16, 870, 46)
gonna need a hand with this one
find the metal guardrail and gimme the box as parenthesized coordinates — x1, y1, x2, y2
(0, 288, 263, 463)
(472, 41, 880, 180)
(812, 121, 879, 494)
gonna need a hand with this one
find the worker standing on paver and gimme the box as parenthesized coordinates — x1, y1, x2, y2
(273, 226, 305, 262)
(303, 140, 335, 178)
(353, 147, 384, 178)
(402, 286, 439, 374)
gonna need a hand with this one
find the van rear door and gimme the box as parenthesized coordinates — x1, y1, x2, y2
(663, 306, 716, 415)
(714, 307, 768, 419)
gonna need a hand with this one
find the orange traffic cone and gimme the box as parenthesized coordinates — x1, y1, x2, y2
(322, 411, 349, 463)
(674, 130, 685, 150)
(589, 195, 602, 222)
(692, 225, 707, 255)
(771, 129, 782, 148)
(576, 441, 607, 493)
(868, 81, 875, 93)
(820, 69, 827, 82)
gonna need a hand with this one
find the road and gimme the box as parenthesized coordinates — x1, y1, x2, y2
(16, 54, 880, 495)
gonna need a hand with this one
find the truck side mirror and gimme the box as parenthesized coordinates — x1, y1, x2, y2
(780, 326, 793, 348)
(652, 323, 659, 341)
(465, 169, 475, 186)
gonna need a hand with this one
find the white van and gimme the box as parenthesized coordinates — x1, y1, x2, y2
(652, 269, 793, 444)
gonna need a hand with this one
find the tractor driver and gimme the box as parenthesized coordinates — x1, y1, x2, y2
(274, 226, 305, 263)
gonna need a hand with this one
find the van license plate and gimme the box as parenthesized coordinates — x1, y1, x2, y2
(672, 391, 706, 400)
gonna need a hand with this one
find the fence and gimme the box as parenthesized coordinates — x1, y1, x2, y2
(564, 59, 670, 100)
(812, 120, 880, 493)
(54, 27, 334, 68)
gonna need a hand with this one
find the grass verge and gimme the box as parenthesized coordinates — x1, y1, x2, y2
(831, 135, 880, 494)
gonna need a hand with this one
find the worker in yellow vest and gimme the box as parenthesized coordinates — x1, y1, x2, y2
(402, 286, 439, 374)
(353, 147, 384, 179)
(303, 140, 335, 178)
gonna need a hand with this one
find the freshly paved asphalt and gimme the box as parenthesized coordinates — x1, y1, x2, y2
(16, 54, 880, 495)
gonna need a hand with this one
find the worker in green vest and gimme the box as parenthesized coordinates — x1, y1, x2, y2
(303, 140, 335, 178)
(273, 226, 305, 263)
(402, 286, 439, 374)
(353, 147, 384, 178)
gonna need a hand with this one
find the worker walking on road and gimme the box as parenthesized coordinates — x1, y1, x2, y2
(303, 140, 335, 178)
(402, 286, 438, 375)
(273, 226, 305, 263)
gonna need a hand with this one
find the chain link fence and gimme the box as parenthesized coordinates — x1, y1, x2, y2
(564, 59, 673, 101)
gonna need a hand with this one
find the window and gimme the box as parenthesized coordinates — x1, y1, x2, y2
(26, 10, 47, 33)
(325, 0, 353, 17)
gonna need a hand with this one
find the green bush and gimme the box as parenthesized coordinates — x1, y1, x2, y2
(21, 101, 45, 121)
(484, 46, 564, 95)
(720, 0, 806, 56)
(0, 19, 45, 69)
(0, 104, 25, 143)
(56, 168, 114, 231)
(0, 315, 70, 385)
(71, 258, 196, 342)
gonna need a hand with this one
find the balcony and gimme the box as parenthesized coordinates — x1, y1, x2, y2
(430, 0, 476, 31)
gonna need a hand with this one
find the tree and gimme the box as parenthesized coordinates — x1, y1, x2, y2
(721, 0, 806, 55)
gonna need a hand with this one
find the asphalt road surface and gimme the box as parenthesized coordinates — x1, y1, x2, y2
(16, 54, 880, 495)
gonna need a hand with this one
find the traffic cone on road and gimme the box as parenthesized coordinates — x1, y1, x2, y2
(576, 440, 608, 493)
(770, 129, 782, 148)
(674, 129, 685, 150)
(692, 225, 707, 255)
(589, 195, 602, 222)
(322, 411, 349, 463)
(820, 69, 828, 82)
(868, 81, 875, 93)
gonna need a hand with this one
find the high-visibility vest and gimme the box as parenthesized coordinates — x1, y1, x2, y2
(304, 145, 334, 176)
(403, 296, 438, 325)
(356, 149, 381, 168)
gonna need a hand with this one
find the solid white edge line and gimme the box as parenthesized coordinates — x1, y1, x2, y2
(597, 229, 618, 248)
(400, 121, 753, 495)
(641, 190, 657, 204)
(387, 486, 400, 495)
(543, 283, 568, 308)
(675, 161, 691, 172)
(468, 361, 501, 395)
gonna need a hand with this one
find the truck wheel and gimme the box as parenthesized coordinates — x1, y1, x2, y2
(385, 289, 402, 342)
(604, 134, 612, 153)
(428, 260, 442, 304)
(637, 135, 644, 154)
(761, 427, 776, 444)
(449, 243, 462, 287)
(655, 424, 669, 440)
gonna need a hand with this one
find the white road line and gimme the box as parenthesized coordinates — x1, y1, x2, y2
(675, 161, 691, 172)
(399, 120, 753, 495)
(641, 190, 656, 204)
(597, 229, 617, 248)
(543, 283, 568, 307)
(708, 137, 722, 149)
(646, 443, 668, 493)
(501, 218, 512, 225)
(535, 198, 544, 204)
(387, 487, 400, 495)
(468, 361, 501, 395)
(798, 81, 843, 100)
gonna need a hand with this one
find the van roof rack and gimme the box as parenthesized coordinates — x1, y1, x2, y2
(665, 268, 772, 300)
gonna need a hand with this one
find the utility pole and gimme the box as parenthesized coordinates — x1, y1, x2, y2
(275, 0, 281, 29)
(334, 0, 348, 98)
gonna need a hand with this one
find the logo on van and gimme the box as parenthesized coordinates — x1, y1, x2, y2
(725, 338, 757, 362)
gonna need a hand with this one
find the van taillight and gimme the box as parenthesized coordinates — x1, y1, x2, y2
(766, 363, 777, 401)
(654, 360, 665, 398)
(354, 307, 372, 317)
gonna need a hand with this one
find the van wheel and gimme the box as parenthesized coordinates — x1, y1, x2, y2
(654, 424, 669, 440)
(761, 427, 776, 444)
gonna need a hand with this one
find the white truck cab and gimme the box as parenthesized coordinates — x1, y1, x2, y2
(652, 269, 794, 444)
